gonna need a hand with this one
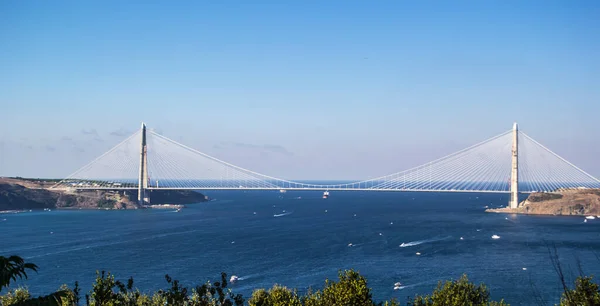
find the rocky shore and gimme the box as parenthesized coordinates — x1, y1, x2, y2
(0, 178, 207, 211)
(486, 188, 600, 216)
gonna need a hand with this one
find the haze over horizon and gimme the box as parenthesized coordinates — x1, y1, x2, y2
(1, 1, 599, 180)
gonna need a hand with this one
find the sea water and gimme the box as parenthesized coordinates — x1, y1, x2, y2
(1, 191, 599, 305)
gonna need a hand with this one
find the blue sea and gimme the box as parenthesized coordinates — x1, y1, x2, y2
(2, 191, 600, 305)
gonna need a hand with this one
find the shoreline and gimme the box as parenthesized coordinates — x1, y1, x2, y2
(485, 207, 585, 217)
(486, 189, 600, 217)
(1, 204, 187, 214)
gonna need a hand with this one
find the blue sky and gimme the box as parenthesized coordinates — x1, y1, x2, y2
(0, 1, 599, 180)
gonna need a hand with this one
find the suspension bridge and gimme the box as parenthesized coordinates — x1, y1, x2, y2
(50, 122, 600, 208)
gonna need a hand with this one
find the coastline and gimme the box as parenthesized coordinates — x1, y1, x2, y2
(1, 204, 187, 214)
(0, 178, 207, 212)
(486, 189, 600, 217)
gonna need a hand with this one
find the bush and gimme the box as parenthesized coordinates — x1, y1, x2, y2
(0, 287, 31, 305)
(249, 285, 301, 306)
(309, 269, 375, 306)
(559, 276, 600, 306)
(409, 274, 508, 306)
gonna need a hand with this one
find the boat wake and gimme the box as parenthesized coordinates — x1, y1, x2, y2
(274, 211, 294, 217)
(393, 280, 432, 290)
(237, 273, 259, 281)
(399, 236, 450, 248)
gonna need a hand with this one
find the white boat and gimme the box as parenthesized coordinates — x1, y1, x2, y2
(586, 216, 596, 220)
(394, 282, 402, 287)
(323, 191, 329, 199)
(279, 189, 287, 193)
(348, 243, 353, 247)
(491, 235, 500, 239)
(393, 286, 402, 290)
(230, 275, 238, 283)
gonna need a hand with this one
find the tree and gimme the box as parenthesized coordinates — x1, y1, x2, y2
(559, 276, 600, 306)
(188, 272, 245, 306)
(409, 274, 508, 306)
(0, 255, 38, 293)
(304, 269, 376, 306)
(248, 285, 302, 306)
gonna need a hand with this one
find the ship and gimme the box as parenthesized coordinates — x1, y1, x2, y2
(323, 191, 329, 199)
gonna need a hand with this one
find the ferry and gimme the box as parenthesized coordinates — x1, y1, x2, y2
(323, 191, 329, 199)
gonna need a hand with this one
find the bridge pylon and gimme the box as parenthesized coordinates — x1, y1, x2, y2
(509, 122, 519, 208)
(138, 122, 150, 205)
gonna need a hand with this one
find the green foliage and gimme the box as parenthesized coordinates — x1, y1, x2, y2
(0, 255, 39, 293)
(248, 285, 301, 306)
(0, 287, 31, 305)
(188, 272, 245, 306)
(0, 284, 77, 306)
(313, 269, 375, 306)
(97, 199, 116, 209)
(409, 274, 508, 306)
(250, 270, 400, 306)
(559, 276, 600, 306)
(84, 271, 244, 306)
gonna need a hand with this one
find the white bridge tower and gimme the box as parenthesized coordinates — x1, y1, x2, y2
(138, 122, 150, 205)
(509, 122, 519, 208)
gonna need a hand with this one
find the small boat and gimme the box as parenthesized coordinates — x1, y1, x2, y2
(279, 189, 287, 193)
(323, 191, 329, 199)
(586, 216, 596, 220)
(415, 252, 421, 255)
(491, 235, 500, 239)
(393, 286, 402, 290)
(230, 275, 239, 283)
(348, 243, 353, 247)
(394, 282, 402, 287)
(176, 208, 181, 212)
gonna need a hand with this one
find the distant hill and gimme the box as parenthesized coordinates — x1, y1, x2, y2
(0, 178, 207, 212)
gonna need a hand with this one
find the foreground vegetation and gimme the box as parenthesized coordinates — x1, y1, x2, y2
(1, 255, 599, 306)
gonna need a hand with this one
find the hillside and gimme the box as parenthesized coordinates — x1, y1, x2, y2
(0, 178, 207, 211)
(487, 188, 600, 216)
(0, 183, 57, 211)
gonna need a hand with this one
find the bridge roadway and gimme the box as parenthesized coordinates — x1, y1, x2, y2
(58, 187, 515, 193)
